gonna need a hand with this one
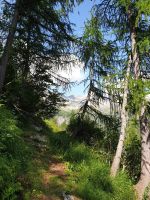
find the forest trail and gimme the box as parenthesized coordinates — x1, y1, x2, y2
(33, 157, 81, 200)
(42, 160, 67, 185)
(28, 129, 81, 200)
(40, 159, 67, 200)
(22, 120, 135, 200)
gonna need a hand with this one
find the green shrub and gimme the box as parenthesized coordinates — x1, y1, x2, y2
(124, 118, 141, 182)
(100, 117, 119, 154)
(67, 115, 104, 145)
(112, 172, 135, 200)
(67, 114, 119, 156)
(45, 118, 61, 132)
(64, 143, 91, 163)
(46, 118, 135, 200)
(4, 80, 64, 118)
(0, 157, 22, 200)
(0, 105, 30, 199)
(68, 156, 135, 200)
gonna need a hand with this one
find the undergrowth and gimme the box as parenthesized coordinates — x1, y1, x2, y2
(0, 106, 135, 200)
(45, 119, 136, 200)
(0, 104, 31, 199)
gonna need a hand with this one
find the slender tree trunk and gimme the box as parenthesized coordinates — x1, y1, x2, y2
(111, 8, 141, 176)
(128, 9, 150, 199)
(110, 55, 131, 177)
(128, 7, 140, 80)
(0, 0, 20, 91)
(135, 104, 150, 200)
(131, 27, 140, 80)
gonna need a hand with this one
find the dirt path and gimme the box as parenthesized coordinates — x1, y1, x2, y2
(28, 132, 81, 200)
(28, 133, 67, 200)
(35, 158, 80, 200)
(43, 161, 67, 184)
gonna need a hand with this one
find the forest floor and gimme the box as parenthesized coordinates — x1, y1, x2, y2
(24, 123, 81, 200)
(35, 158, 67, 200)
(21, 119, 135, 200)
(0, 105, 135, 200)
(36, 157, 81, 200)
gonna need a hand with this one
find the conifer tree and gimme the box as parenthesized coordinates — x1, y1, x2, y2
(0, 0, 82, 116)
(0, 0, 20, 91)
(79, 16, 116, 123)
(94, 1, 150, 182)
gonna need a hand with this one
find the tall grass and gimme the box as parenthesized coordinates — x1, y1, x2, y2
(0, 106, 135, 200)
(45, 118, 136, 200)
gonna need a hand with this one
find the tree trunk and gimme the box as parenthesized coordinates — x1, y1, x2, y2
(111, 9, 141, 177)
(0, 0, 20, 91)
(110, 55, 131, 177)
(135, 104, 150, 200)
(131, 27, 140, 80)
(127, 7, 140, 80)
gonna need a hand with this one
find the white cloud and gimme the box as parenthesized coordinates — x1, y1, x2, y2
(58, 66, 84, 82)
(57, 55, 84, 82)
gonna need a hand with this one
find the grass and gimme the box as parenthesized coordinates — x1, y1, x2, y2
(44, 119, 135, 200)
(0, 107, 136, 200)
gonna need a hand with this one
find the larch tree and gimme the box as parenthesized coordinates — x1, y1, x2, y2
(78, 16, 117, 124)
(133, 2, 150, 197)
(134, 85, 150, 199)
(94, 0, 150, 180)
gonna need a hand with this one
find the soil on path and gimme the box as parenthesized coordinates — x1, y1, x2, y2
(28, 131, 81, 200)
(35, 158, 80, 200)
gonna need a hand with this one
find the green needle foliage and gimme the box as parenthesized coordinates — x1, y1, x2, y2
(0, 0, 82, 118)
(78, 15, 117, 120)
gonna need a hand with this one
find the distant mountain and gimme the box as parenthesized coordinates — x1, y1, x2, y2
(65, 95, 76, 101)
(63, 95, 111, 114)
(63, 95, 85, 110)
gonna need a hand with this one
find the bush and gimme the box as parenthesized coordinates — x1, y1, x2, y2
(67, 115, 104, 145)
(0, 105, 30, 199)
(124, 118, 141, 182)
(64, 143, 92, 163)
(4, 80, 65, 118)
(66, 145, 135, 200)
(46, 116, 135, 200)
(0, 157, 22, 200)
(67, 114, 119, 156)
(112, 172, 135, 200)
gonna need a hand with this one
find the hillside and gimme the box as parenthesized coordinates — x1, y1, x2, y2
(63, 95, 111, 114)
(0, 105, 136, 200)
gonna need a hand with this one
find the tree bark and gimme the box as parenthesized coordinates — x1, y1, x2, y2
(110, 55, 131, 177)
(135, 104, 150, 200)
(0, 0, 20, 91)
(131, 27, 140, 80)
(128, 7, 140, 80)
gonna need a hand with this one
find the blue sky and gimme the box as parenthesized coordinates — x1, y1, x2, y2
(65, 0, 98, 97)
(70, 1, 97, 36)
